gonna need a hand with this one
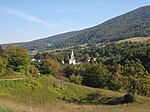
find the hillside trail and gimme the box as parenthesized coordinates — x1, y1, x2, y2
(0, 77, 33, 81)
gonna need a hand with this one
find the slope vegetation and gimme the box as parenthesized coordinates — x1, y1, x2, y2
(2, 5, 149, 51)
(0, 76, 150, 112)
(116, 37, 150, 43)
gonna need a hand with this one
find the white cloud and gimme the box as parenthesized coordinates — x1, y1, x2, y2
(60, 18, 71, 24)
(55, 7, 78, 13)
(0, 7, 62, 27)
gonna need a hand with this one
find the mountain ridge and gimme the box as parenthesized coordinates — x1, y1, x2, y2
(1, 5, 150, 51)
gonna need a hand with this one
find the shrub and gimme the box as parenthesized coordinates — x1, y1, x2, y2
(63, 78, 69, 82)
(43, 57, 61, 76)
(109, 73, 124, 91)
(123, 93, 136, 103)
(69, 74, 82, 85)
(136, 77, 150, 96)
(25, 79, 42, 91)
(30, 65, 39, 77)
(0, 67, 18, 78)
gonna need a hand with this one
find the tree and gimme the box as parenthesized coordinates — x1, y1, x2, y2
(64, 55, 69, 63)
(123, 59, 150, 96)
(43, 57, 61, 76)
(30, 65, 39, 77)
(95, 52, 100, 58)
(0, 46, 7, 75)
(147, 49, 150, 59)
(0, 46, 4, 56)
(123, 59, 149, 77)
(110, 73, 123, 91)
(69, 74, 82, 85)
(82, 54, 90, 62)
(6, 45, 30, 75)
(82, 63, 111, 88)
(64, 64, 84, 78)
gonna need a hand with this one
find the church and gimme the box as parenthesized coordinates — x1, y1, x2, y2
(69, 50, 76, 65)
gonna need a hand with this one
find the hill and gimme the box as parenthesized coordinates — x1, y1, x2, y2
(1, 5, 150, 51)
(116, 37, 150, 43)
(0, 76, 150, 112)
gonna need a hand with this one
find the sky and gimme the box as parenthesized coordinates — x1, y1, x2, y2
(0, 0, 150, 44)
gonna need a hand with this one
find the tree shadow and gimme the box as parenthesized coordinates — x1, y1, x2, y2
(79, 93, 123, 105)
(62, 92, 124, 105)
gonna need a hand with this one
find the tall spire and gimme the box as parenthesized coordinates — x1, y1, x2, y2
(69, 50, 76, 65)
(71, 50, 75, 60)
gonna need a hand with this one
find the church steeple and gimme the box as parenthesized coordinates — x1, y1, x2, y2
(69, 50, 76, 65)
(71, 50, 75, 60)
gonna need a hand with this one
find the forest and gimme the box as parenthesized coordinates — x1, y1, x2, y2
(30, 39, 150, 97)
(2, 6, 150, 51)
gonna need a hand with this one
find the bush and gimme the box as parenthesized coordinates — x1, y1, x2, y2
(30, 65, 39, 77)
(123, 93, 136, 103)
(1, 67, 18, 78)
(64, 64, 83, 78)
(63, 78, 69, 82)
(109, 73, 124, 91)
(25, 79, 42, 91)
(69, 74, 82, 85)
(43, 57, 61, 76)
(136, 77, 150, 96)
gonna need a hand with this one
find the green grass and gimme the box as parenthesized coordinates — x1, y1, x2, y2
(0, 105, 16, 112)
(0, 75, 150, 112)
(0, 75, 124, 105)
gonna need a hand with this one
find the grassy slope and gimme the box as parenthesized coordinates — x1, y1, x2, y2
(116, 37, 150, 43)
(0, 76, 150, 112)
(0, 105, 16, 112)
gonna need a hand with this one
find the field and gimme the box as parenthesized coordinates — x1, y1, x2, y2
(29, 37, 150, 56)
(0, 105, 16, 112)
(0, 76, 150, 112)
(116, 37, 150, 43)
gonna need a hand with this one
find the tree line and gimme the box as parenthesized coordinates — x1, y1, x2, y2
(1, 40, 150, 97)
(33, 40, 150, 96)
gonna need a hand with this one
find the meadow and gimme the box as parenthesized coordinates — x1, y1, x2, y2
(0, 75, 150, 112)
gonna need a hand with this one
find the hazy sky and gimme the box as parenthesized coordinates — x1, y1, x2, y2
(0, 0, 150, 44)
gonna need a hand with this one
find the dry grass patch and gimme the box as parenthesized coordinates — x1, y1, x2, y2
(117, 37, 150, 43)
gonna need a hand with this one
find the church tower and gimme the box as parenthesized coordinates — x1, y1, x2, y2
(69, 50, 76, 65)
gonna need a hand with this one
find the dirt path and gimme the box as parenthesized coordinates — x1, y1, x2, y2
(0, 77, 33, 81)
